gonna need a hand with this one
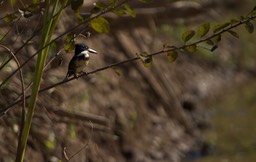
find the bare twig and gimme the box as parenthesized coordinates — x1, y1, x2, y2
(0, 16, 22, 42)
(0, 45, 26, 137)
(0, 27, 41, 87)
(0, 2, 46, 21)
(64, 121, 94, 161)
(49, 108, 109, 126)
(0, 0, 130, 89)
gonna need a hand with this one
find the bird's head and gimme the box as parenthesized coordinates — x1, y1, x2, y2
(75, 44, 97, 56)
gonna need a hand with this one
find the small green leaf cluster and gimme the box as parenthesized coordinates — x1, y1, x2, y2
(70, 0, 84, 12)
(2, 2, 42, 22)
(139, 0, 152, 3)
(89, 0, 136, 33)
(165, 6, 256, 63)
(137, 52, 153, 68)
(136, 5, 256, 67)
(64, 33, 76, 53)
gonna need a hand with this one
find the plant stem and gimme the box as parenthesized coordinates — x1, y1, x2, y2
(15, 1, 68, 161)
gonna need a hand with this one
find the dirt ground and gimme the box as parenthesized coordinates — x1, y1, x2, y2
(0, 0, 255, 162)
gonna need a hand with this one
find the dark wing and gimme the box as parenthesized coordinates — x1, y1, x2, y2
(65, 54, 88, 79)
(68, 55, 87, 72)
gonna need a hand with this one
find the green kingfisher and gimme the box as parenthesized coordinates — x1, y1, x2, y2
(65, 43, 97, 79)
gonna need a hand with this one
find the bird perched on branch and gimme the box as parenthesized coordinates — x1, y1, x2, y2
(65, 43, 97, 80)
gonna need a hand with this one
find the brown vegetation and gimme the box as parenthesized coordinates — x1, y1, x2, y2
(0, 0, 255, 162)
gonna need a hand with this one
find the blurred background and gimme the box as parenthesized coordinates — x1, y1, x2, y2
(0, 0, 256, 162)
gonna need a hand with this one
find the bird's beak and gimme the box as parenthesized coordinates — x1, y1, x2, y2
(88, 48, 97, 54)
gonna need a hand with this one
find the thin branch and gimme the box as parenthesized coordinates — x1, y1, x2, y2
(50, 108, 109, 126)
(0, 0, 131, 89)
(0, 1, 66, 83)
(0, 27, 41, 86)
(0, 3, 46, 71)
(0, 16, 22, 42)
(0, 45, 26, 133)
(0, 2, 46, 21)
(64, 122, 94, 161)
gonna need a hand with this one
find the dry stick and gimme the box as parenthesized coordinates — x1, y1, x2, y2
(0, 45, 25, 109)
(0, 27, 41, 88)
(65, 121, 94, 161)
(1, 7, 255, 117)
(0, 1, 65, 86)
(0, 16, 22, 43)
(2, 17, 44, 97)
(0, 45, 26, 134)
(0, 7, 56, 87)
(11, 48, 65, 105)
(0, 16, 41, 73)
(0, 2, 46, 21)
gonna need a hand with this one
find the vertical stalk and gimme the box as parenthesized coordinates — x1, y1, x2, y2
(15, 0, 68, 161)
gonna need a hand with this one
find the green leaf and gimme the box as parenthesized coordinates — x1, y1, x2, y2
(26, 3, 41, 12)
(248, 6, 256, 16)
(244, 21, 254, 33)
(129, 111, 137, 128)
(240, 16, 245, 20)
(71, 0, 84, 12)
(44, 132, 56, 150)
(137, 52, 152, 68)
(210, 45, 218, 52)
(0, 34, 4, 41)
(75, 12, 84, 21)
(230, 19, 239, 24)
(3, 14, 17, 23)
(91, 6, 101, 14)
(143, 56, 152, 68)
(182, 30, 195, 43)
(90, 16, 110, 33)
(139, 0, 152, 2)
(213, 34, 221, 43)
(69, 124, 77, 139)
(197, 22, 210, 38)
(64, 33, 76, 53)
(91, 1, 107, 13)
(108, 0, 118, 5)
(205, 39, 214, 45)
(112, 67, 122, 76)
(186, 44, 197, 53)
(33, 0, 40, 3)
(94, 1, 107, 10)
(252, 10, 256, 16)
(112, 8, 126, 16)
(10, 0, 17, 6)
(228, 30, 239, 39)
(167, 50, 178, 62)
(213, 22, 230, 33)
(124, 4, 136, 17)
(253, 5, 256, 11)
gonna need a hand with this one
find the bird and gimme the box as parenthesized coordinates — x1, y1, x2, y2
(65, 43, 97, 80)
